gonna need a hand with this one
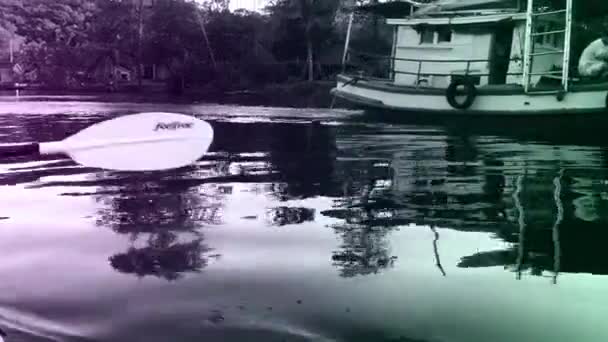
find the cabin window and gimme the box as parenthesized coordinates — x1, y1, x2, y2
(420, 28, 435, 44)
(417, 26, 452, 45)
(437, 27, 452, 43)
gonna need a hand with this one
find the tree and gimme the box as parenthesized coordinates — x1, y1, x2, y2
(87, 0, 138, 81)
(1, 0, 100, 87)
(268, 0, 340, 82)
(137, 0, 144, 88)
(143, 0, 209, 94)
(0, 0, 19, 60)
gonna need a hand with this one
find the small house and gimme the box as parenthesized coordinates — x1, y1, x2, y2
(0, 62, 14, 85)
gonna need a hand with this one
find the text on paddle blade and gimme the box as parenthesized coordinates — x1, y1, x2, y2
(154, 122, 194, 131)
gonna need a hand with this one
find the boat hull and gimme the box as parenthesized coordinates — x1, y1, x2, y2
(332, 75, 608, 116)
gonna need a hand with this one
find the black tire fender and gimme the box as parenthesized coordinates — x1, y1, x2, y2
(446, 78, 477, 110)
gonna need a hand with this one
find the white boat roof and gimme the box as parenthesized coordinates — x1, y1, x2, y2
(414, 0, 519, 13)
(355, 0, 608, 22)
(356, 0, 522, 23)
(386, 12, 526, 26)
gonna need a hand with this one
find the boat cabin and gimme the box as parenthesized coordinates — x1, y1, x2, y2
(333, 1, 608, 115)
(350, 0, 566, 89)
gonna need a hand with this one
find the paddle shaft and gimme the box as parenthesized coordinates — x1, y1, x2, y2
(0, 142, 40, 158)
(0, 136, 186, 159)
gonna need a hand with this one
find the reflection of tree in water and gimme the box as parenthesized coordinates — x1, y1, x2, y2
(94, 171, 224, 281)
(331, 225, 397, 278)
(110, 238, 211, 281)
(265, 207, 316, 226)
(95, 185, 222, 238)
(266, 121, 340, 201)
(323, 159, 399, 277)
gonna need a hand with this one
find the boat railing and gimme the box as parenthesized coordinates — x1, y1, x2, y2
(345, 49, 525, 85)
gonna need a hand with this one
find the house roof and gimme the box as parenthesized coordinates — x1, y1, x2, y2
(115, 65, 132, 72)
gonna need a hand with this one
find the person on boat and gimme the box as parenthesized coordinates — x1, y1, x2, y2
(578, 36, 608, 79)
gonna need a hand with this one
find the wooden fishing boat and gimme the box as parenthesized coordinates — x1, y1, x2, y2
(331, 0, 608, 116)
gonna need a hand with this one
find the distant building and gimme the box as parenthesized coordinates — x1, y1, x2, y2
(0, 62, 13, 85)
(88, 52, 134, 83)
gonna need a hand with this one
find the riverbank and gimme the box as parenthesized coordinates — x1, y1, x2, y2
(203, 81, 354, 109)
(0, 81, 355, 109)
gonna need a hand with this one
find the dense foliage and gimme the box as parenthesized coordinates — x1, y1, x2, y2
(0, 0, 607, 90)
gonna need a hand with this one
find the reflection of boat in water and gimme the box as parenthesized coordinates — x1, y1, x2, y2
(333, 0, 608, 116)
(324, 123, 608, 280)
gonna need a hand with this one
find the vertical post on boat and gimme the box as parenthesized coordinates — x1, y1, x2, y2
(416, 61, 422, 87)
(390, 26, 398, 80)
(551, 169, 564, 284)
(342, 12, 355, 73)
(465, 61, 471, 76)
(561, 0, 573, 91)
(514, 174, 526, 280)
(522, 0, 534, 92)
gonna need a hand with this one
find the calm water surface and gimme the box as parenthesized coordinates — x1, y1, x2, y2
(1, 98, 608, 342)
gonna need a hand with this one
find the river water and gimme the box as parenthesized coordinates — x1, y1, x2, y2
(0, 96, 607, 342)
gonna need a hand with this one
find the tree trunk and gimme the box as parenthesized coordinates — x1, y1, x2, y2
(196, 11, 217, 72)
(372, 0, 379, 52)
(306, 37, 314, 82)
(137, 0, 144, 89)
(181, 50, 187, 95)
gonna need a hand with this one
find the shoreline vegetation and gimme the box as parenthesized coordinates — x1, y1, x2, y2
(0, 0, 391, 110)
(0, 80, 351, 109)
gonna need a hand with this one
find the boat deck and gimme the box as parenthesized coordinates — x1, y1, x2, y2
(337, 74, 608, 96)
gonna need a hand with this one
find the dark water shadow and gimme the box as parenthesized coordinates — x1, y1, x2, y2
(353, 109, 608, 148)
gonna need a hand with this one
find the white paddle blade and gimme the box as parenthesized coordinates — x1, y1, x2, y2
(59, 112, 212, 171)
